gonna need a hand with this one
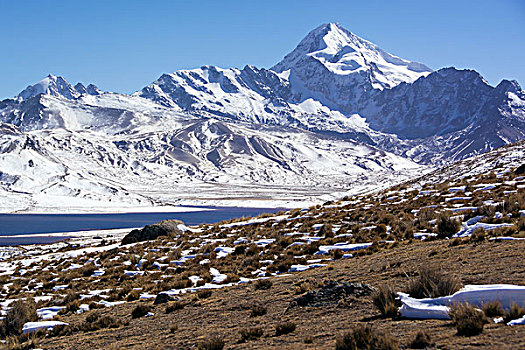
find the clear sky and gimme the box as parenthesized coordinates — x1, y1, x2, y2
(0, 0, 523, 99)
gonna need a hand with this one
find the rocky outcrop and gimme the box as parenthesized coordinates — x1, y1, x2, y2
(121, 220, 184, 245)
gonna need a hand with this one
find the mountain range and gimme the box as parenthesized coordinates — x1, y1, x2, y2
(1, 23, 524, 212)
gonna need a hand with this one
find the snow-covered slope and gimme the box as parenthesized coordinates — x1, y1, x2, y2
(272, 23, 432, 112)
(1, 23, 525, 212)
(15, 74, 102, 102)
(137, 23, 525, 165)
(0, 90, 424, 212)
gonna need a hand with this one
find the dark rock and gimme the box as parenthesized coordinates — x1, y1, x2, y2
(121, 219, 184, 245)
(515, 164, 525, 175)
(154, 293, 178, 305)
(292, 281, 373, 308)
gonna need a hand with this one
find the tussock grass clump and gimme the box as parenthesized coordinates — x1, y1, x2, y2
(335, 325, 398, 350)
(0, 299, 38, 336)
(503, 302, 525, 323)
(165, 301, 184, 314)
(409, 331, 434, 349)
(294, 281, 313, 295)
(482, 301, 505, 317)
(250, 304, 267, 317)
(240, 327, 264, 341)
(470, 228, 486, 242)
(254, 279, 272, 290)
(405, 266, 462, 299)
(198, 336, 225, 350)
(82, 313, 124, 332)
(449, 303, 487, 336)
(126, 290, 141, 302)
(436, 213, 461, 238)
(197, 290, 213, 299)
(131, 304, 151, 319)
(0, 335, 41, 350)
(275, 321, 296, 336)
(372, 284, 399, 318)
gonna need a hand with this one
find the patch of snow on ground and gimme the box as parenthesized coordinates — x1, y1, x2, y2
(23, 321, 68, 334)
(399, 284, 525, 319)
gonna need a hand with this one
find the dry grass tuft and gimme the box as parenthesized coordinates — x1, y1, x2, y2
(481, 301, 505, 318)
(198, 336, 224, 350)
(240, 327, 264, 341)
(503, 302, 525, 323)
(409, 330, 434, 349)
(275, 321, 296, 336)
(335, 325, 398, 350)
(372, 284, 399, 318)
(448, 303, 487, 336)
(405, 266, 462, 299)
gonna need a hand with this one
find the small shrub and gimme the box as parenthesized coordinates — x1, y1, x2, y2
(127, 290, 141, 302)
(131, 304, 151, 319)
(319, 224, 334, 238)
(372, 284, 399, 318)
(409, 331, 434, 349)
(240, 327, 264, 341)
(449, 303, 486, 336)
(275, 321, 296, 336)
(250, 304, 267, 317)
(197, 290, 213, 299)
(405, 266, 462, 299)
(436, 214, 461, 238)
(294, 281, 313, 295)
(277, 260, 292, 273)
(198, 336, 225, 350)
(82, 313, 123, 332)
(335, 325, 398, 350)
(503, 302, 525, 323)
(470, 228, 486, 242)
(166, 301, 184, 314)
(482, 301, 505, 318)
(254, 279, 272, 290)
(304, 336, 313, 344)
(2, 299, 38, 336)
(333, 249, 344, 260)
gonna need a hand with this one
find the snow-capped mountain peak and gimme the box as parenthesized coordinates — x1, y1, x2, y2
(16, 75, 102, 102)
(268, 23, 433, 114)
(16, 74, 78, 101)
(273, 23, 432, 89)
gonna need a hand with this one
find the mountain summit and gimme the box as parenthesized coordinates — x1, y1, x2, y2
(15, 74, 101, 102)
(0, 23, 524, 211)
(271, 23, 432, 112)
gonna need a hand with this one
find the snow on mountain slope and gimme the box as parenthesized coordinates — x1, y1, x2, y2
(0, 105, 424, 212)
(360, 68, 525, 164)
(362, 67, 525, 139)
(2, 23, 525, 212)
(15, 74, 102, 102)
(135, 23, 525, 165)
(272, 23, 432, 112)
(1, 92, 190, 134)
(138, 64, 375, 135)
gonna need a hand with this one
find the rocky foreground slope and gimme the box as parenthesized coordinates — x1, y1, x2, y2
(0, 139, 524, 349)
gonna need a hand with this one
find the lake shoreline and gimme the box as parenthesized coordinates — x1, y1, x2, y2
(0, 206, 286, 245)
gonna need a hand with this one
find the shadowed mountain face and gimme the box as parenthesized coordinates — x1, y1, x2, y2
(0, 23, 524, 211)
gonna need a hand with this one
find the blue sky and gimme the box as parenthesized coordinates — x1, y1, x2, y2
(0, 0, 523, 99)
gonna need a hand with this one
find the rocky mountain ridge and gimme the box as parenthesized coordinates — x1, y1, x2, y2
(0, 23, 524, 212)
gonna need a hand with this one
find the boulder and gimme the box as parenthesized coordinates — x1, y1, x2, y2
(515, 164, 525, 175)
(121, 219, 184, 245)
(154, 293, 180, 305)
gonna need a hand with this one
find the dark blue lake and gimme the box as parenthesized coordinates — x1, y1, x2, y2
(0, 206, 284, 239)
